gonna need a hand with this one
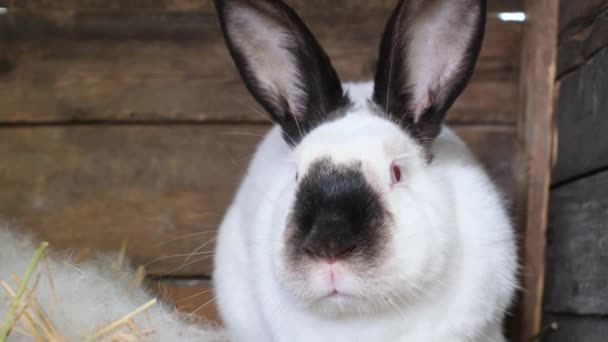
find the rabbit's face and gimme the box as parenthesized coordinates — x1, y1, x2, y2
(277, 112, 455, 317)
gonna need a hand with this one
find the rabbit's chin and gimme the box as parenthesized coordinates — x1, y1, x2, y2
(289, 287, 381, 319)
(288, 281, 416, 319)
(305, 292, 373, 318)
(280, 259, 420, 319)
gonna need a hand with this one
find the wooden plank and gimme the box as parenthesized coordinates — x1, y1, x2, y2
(545, 170, 608, 315)
(553, 47, 608, 184)
(0, 13, 521, 124)
(557, 1, 608, 77)
(149, 280, 220, 323)
(542, 314, 608, 342)
(558, 0, 607, 35)
(514, 0, 559, 340)
(7, 0, 524, 13)
(0, 124, 516, 277)
(0, 124, 264, 276)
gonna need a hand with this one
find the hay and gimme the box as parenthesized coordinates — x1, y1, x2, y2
(84, 299, 157, 342)
(1, 242, 49, 340)
(0, 226, 227, 342)
(0, 242, 158, 342)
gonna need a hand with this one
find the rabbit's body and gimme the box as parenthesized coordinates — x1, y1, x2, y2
(212, 1, 516, 341)
(214, 84, 515, 342)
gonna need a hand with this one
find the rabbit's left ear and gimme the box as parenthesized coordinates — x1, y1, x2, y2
(373, 0, 486, 148)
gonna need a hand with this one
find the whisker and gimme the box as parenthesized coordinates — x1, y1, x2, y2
(143, 251, 215, 267)
(219, 132, 268, 138)
(184, 237, 217, 264)
(175, 288, 215, 304)
(232, 153, 257, 162)
(153, 230, 219, 247)
(293, 116, 304, 142)
(157, 255, 215, 277)
(231, 96, 272, 124)
(228, 95, 301, 147)
(187, 297, 217, 318)
(215, 140, 253, 179)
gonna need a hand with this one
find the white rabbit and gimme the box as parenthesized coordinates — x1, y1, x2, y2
(212, 0, 517, 341)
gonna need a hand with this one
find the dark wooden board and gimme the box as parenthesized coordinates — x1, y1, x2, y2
(0, 124, 516, 277)
(545, 169, 608, 315)
(559, 0, 607, 35)
(543, 314, 608, 342)
(7, 0, 524, 13)
(557, 1, 608, 77)
(0, 10, 521, 124)
(553, 47, 608, 184)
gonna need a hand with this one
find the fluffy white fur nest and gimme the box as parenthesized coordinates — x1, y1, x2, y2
(0, 224, 227, 342)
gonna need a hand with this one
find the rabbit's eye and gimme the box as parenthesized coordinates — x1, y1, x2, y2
(391, 163, 402, 184)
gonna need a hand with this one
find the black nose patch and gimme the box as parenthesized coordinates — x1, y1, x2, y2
(288, 158, 388, 263)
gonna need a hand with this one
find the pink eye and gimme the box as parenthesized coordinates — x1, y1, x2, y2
(391, 164, 402, 184)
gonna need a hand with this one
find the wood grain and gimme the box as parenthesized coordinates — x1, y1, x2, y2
(540, 2, 608, 339)
(514, 0, 559, 340)
(553, 47, 608, 184)
(7, 0, 524, 13)
(0, 124, 516, 277)
(0, 11, 521, 124)
(0, 124, 263, 276)
(542, 314, 608, 342)
(545, 170, 608, 315)
(558, 0, 607, 35)
(557, 1, 608, 77)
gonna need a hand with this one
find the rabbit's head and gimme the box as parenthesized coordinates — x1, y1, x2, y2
(215, 0, 486, 317)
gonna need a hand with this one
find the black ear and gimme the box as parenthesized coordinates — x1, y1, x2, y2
(373, 0, 486, 149)
(214, 0, 351, 145)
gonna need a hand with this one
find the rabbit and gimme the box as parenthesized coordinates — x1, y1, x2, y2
(212, 0, 517, 341)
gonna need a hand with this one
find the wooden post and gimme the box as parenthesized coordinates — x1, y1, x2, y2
(516, 0, 559, 341)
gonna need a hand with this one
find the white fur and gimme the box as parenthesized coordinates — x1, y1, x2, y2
(0, 225, 227, 342)
(214, 82, 517, 342)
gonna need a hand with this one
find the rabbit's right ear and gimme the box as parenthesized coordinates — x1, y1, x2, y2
(214, 0, 350, 145)
(373, 0, 486, 150)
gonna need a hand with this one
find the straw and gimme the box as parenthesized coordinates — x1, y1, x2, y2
(84, 298, 157, 342)
(0, 241, 49, 341)
(1, 240, 160, 342)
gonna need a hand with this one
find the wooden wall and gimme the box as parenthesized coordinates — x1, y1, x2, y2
(0, 0, 523, 323)
(543, 0, 608, 340)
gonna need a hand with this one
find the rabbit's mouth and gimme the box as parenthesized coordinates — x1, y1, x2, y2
(279, 259, 370, 316)
(318, 290, 362, 306)
(278, 254, 398, 318)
